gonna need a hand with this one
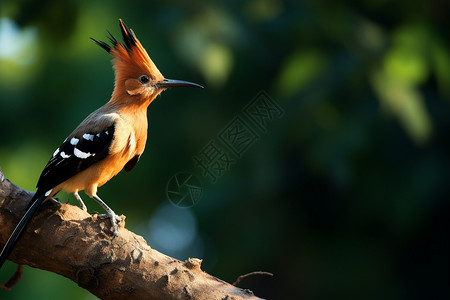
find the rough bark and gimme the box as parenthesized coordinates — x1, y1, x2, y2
(0, 169, 261, 299)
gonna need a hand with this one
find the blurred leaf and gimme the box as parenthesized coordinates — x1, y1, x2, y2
(171, 7, 237, 88)
(371, 23, 435, 145)
(384, 46, 428, 86)
(356, 18, 385, 53)
(0, 18, 40, 88)
(275, 49, 326, 97)
(431, 40, 450, 97)
(383, 24, 431, 86)
(200, 41, 233, 87)
(372, 69, 433, 145)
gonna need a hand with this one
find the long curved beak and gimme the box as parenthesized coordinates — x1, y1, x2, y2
(157, 78, 203, 89)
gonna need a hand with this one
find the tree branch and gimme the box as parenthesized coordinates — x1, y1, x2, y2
(0, 168, 262, 299)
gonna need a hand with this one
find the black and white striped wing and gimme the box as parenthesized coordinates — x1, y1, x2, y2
(36, 124, 115, 192)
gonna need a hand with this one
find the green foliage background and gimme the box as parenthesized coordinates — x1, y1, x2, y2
(1, 0, 450, 299)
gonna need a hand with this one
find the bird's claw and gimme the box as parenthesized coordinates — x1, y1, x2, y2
(98, 213, 122, 236)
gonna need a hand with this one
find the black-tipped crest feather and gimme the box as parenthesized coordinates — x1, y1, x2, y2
(90, 19, 163, 79)
(90, 37, 111, 53)
(107, 30, 118, 46)
(91, 19, 137, 54)
(119, 19, 137, 51)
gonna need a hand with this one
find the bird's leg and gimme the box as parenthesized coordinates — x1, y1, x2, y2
(92, 194, 122, 235)
(73, 192, 87, 212)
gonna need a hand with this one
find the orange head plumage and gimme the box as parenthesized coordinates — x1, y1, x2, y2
(91, 19, 202, 106)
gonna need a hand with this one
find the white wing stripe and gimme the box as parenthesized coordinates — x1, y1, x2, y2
(60, 151, 70, 158)
(70, 137, 79, 145)
(74, 148, 92, 159)
(83, 133, 94, 141)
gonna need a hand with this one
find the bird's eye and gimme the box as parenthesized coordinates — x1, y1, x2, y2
(139, 75, 150, 84)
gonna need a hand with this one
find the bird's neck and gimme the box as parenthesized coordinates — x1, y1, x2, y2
(108, 90, 157, 112)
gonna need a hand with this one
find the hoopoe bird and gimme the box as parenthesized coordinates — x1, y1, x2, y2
(0, 19, 202, 269)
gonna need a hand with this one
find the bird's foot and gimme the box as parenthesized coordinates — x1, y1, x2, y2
(92, 195, 122, 236)
(98, 212, 122, 236)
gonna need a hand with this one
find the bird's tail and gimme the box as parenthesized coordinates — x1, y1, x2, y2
(0, 193, 46, 269)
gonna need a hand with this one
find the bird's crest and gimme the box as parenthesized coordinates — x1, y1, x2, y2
(91, 19, 163, 83)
